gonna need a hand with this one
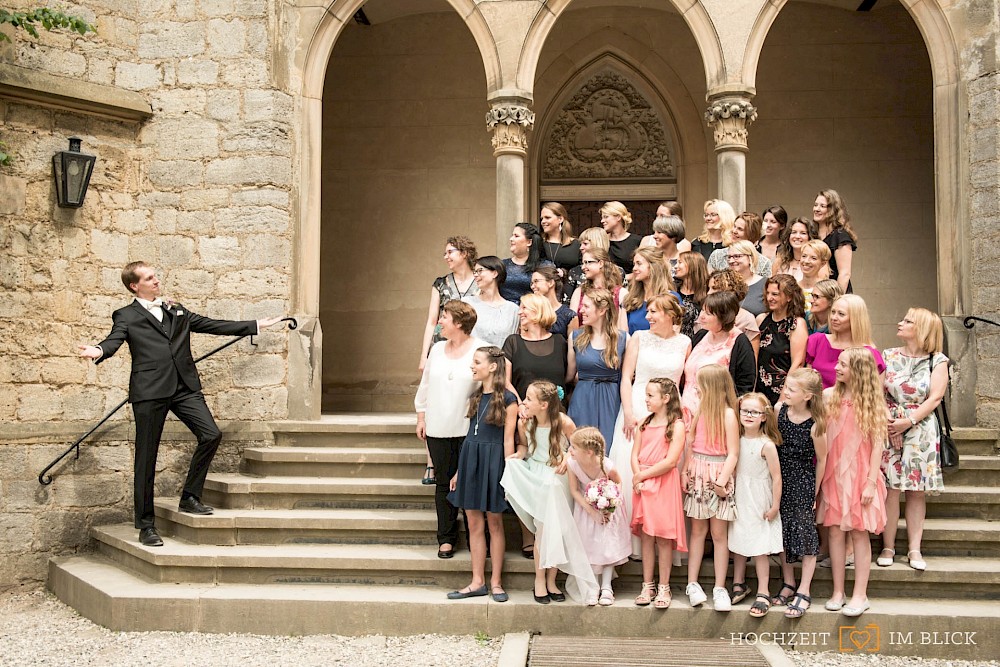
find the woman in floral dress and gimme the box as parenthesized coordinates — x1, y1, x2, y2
(877, 308, 949, 572)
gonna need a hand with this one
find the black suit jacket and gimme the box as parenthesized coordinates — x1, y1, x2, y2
(96, 300, 257, 402)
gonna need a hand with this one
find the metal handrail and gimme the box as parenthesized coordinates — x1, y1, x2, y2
(37, 317, 298, 485)
(964, 316, 1000, 330)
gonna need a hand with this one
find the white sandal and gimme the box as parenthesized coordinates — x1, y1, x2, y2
(598, 588, 615, 606)
(876, 548, 895, 567)
(635, 582, 655, 606)
(653, 584, 672, 609)
(907, 550, 927, 571)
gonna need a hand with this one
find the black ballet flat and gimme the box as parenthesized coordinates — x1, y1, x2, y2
(547, 589, 566, 603)
(437, 545, 456, 559)
(534, 592, 551, 604)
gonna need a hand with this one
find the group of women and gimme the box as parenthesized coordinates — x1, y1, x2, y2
(415, 192, 948, 597)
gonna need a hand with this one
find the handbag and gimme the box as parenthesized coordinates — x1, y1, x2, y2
(931, 353, 959, 472)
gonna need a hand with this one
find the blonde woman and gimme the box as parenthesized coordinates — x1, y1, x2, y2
(502, 293, 568, 403)
(878, 308, 948, 572)
(602, 201, 642, 275)
(565, 227, 620, 304)
(568, 288, 627, 449)
(813, 189, 858, 293)
(708, 212, 772, 278)
(691, 199, 736, 262)
(530, 265, 576, 337)
(805, 294, 885, 389)
(621, 246, 679, 334)
(798, 240, 832, 313)
(725, 240, 767, 317)
(772, 217, 820, 282)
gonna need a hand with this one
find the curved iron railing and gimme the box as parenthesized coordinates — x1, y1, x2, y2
(37, 317, 298, 486)
(964, 316, 1000, 330)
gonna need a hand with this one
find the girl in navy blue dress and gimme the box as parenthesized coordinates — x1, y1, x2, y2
(448, 346, 518, 602)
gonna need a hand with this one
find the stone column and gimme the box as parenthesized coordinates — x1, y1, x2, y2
(705, 97, 757, 213)
(487, 102, 534, 255)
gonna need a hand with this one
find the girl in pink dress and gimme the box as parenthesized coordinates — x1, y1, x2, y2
(682, 365, 740, 612)
(630, 378, 687, 609)
(816, 348, 888, 618)
(567, 427, 632, 607)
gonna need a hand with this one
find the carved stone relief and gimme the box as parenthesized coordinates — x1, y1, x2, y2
(542, 70, 676, 182)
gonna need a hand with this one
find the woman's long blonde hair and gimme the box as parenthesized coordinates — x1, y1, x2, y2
(525, 380, 566, 467)
(575, 287, 622, 370)
(622, 246, 676, 311)
(833, 294, 876, 346)
(826, 347, 887, 443)
(690, 365, 738, 447)
(698, 199, 736, 244)
(582, 248, 623, 290)
(784, 368, 826, 437)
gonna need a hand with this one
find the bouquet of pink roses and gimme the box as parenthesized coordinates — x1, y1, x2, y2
(584, 477, 622, 518)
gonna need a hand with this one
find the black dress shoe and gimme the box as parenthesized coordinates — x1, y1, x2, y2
(534, 591, 551, 604)
(139, 527, 164, 547)
(437, 545, 456, 559)
(548, 589, 566, 603)
(178, 496, 214, 515)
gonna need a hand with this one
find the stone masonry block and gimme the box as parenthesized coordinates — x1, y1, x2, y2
(205, 157, 291, 186)
(216, 269, 288, 297)
(215, 206, 288, 234)
(198, 236, 241, 266)
(207, 89, 241, 121)
(61, 386, 107, 422)
(177, 59, 219, 85)
(176, 210, 215, 234)
(181, 189, 230, 210)
(215, 386, 287, 420)
(148, 160, 205, 189)
(151, 89, 207, 117)
(170, 269, 215, 296)
(40, 358, 87, 386)
(115, 62, 161, 91)
(152, 118, 220, 160)
(221, 58, 268, 87)
(243, 234, 291, 267)
(231, 354, 285, 387)
(113, 209, 150, 234)
(244, 90, 293, 122)
(138, 22, 206, 59)
(207, 18, 246, 57)
(90, 230, 130, 264)
(0, 512, 34, 553)
(231, 189, 289, 207)
(51, 474, 127, 508)
(221, 121, 290, 155)
(159, 235, 197, 267)
(200, 0, 236, 16)
(17, 384, 64, 421)
(0, 386, 15, 420)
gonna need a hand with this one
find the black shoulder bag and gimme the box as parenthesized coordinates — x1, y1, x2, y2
(931, 354, 959, 472)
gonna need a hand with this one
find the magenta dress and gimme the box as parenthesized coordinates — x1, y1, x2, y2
(805, 333, 886, 388)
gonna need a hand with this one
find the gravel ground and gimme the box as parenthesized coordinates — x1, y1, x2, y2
(0, 590, 502, 667)
(787, 652, 998, 667)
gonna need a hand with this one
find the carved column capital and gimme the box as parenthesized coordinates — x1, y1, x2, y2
(705, 98, 758, 152)
(486, 103, 535, 157)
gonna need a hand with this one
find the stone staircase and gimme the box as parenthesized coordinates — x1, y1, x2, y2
(49, 416, 1000, 659)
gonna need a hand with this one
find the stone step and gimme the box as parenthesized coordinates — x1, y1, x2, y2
(242, 447, 427, 478)
(952, 428, 1000, 456)
(90, 525, 1000, 600)
(936, 454, 1000, 486)
(919, 485, 1000, 520)
(202, 474, 435, 510)
(49, 553, 999, 659)
(153, 500, 453, 546)
(889, 517, 1000, 558)
(270, 414, 418, 449)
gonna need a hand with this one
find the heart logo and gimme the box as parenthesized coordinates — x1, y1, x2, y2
(850, 630, 871, 650)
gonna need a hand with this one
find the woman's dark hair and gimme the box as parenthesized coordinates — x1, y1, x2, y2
(659, 200, 683, 220)
(476, 255, 506, 287)
(763, 205, 788, 231)
(532, 264, 563, 296)
(515, 222, 545, 273)
(702, 290, 740, 331)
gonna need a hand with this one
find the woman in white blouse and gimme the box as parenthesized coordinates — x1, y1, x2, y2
(415, 300, 487, 559)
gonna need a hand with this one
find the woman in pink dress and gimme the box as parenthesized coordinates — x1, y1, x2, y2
(806, 294, 885, 388)
(816, 348, 888, 618)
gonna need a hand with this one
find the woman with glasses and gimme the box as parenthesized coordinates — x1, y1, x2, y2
(564, 227, 620, 308)
(467, 256, 520, 348)
(502, 223, 553, 304)
(708, 212, 772, 278)
(691, 199, 735, 262)
(601, 201, 643, 276)
(419, 236, 479, 371)
(813, 189, 858, 293)
(569, 248, 628, 333)
(805, 280, 844, 334)
(530, 266, 576, 337)
(725, 240, 767, 317)
(756, 275, 808, 404)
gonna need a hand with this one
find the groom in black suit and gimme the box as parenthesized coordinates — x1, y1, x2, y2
(79, 261, 282, 546)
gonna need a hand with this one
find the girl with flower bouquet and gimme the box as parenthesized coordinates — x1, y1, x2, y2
(566, 427, 631, 606)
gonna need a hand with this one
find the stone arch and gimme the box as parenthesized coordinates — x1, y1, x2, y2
(519, 0, 726, 97)
(741, 0, 964, 315)
(530, 28, 710, 219)
(288, 0, 501, 418)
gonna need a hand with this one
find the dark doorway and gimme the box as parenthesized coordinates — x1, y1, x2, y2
(562, 200, 663, 238)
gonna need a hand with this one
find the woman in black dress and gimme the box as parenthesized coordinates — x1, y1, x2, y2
(756, 274, 808, 404)
(502, 293, 570, 401)
(690, 199, 735, 262)
(539, 202, 581, 298)
(601, 201, 642, 276)
(812, 189, 858, 293)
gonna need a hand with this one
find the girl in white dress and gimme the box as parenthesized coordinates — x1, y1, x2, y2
(728, 393, 784, 618)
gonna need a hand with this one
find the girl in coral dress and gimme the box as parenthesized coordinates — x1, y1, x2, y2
(630, 378, 687, 609)
(816, 347, 888, 618)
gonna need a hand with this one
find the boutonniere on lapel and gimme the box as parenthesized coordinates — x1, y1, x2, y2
(163, 299, 183, 315)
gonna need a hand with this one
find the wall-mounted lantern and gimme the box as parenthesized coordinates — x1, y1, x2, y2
(52, 137, 96, 208)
